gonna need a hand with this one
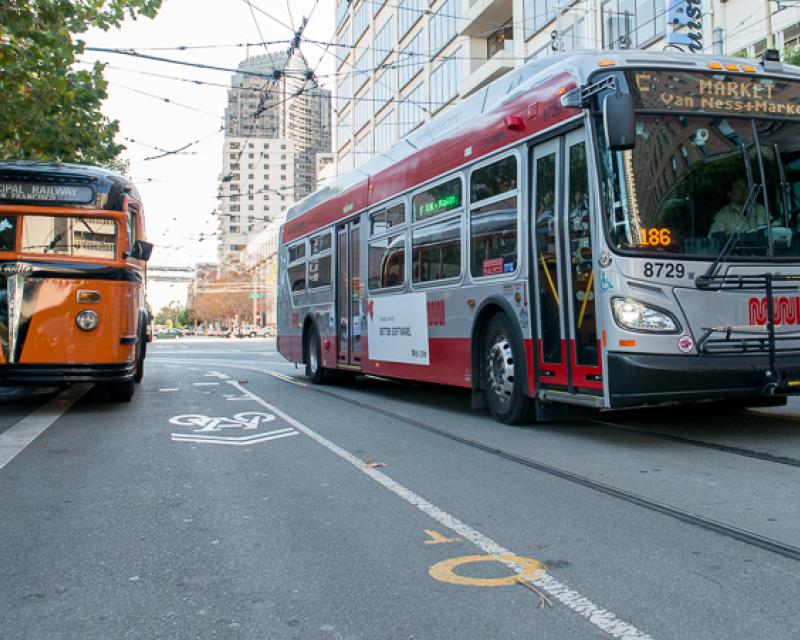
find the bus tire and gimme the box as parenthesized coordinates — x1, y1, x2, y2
(483, 314, 534, 424)
(134, 326, 146, 384)
(305, 327, 325, 384)
(106, 379, 135, 402)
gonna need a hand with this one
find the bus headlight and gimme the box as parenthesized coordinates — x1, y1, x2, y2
(76, 310, 99, 331)
(611, 298, 679, 333)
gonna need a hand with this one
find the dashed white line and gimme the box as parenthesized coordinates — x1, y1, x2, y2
(193, 382, 219, 386)
(0, 384, 91, 470)
(223, 378, 653, 640)
(159, 388, 180, 392)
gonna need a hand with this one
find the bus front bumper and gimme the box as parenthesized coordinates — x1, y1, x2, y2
(0, 362, 136, 385)
(607, 352, 800, 407)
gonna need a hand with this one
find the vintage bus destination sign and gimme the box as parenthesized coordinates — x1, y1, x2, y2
(0, 181, 95, 204)
(631, 71, 800, 116)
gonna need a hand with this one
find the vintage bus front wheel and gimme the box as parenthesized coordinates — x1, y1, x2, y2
(483, 314, 534, 424)
(106, 379, 135, 402)
(305, 327, 325, 384)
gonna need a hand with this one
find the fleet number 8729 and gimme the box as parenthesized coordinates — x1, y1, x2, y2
(643, 262, 685, 278)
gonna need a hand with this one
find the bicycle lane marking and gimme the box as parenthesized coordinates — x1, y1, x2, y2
(222, 378, 653, 640)
(0, 384, 91, 470)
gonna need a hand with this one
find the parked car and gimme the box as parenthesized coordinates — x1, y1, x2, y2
(258, 326, 276, 337)
(155, 328, 181, 339)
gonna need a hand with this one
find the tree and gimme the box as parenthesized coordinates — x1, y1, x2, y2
(785, 46, 800, 66)
(0, 0, 163, 167)
(154, 301, 184, 326)
(190, 270, 253, 327)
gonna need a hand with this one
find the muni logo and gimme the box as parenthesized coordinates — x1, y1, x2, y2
(748, 296, 800, 325)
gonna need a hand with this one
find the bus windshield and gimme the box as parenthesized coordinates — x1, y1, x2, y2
(20, 215, 118, 259)
(599, 77, 800, 259)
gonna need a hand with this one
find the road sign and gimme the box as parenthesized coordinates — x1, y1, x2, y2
(249, 293, 265, 299)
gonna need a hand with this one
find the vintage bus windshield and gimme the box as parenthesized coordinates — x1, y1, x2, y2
(599, 72, 800, 259)
(19, 214, 118, 259)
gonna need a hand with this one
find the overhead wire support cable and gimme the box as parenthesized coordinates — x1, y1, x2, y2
(85, 46, 305, 80)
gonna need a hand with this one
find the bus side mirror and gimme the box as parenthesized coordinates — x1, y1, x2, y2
(130, 240, 154, 261)
(603, 91, 636, 151)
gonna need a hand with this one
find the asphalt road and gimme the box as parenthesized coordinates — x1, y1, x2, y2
(1, 337, 799, 640)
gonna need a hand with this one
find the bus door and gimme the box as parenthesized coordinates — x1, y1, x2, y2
(531, 129, 602, 394)
(336, 219, 362, 366)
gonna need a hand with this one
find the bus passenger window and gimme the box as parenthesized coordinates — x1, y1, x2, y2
(127, 208, 138, 251)
(368, 234, 405, 289)
(288, 263, 306, 292)
(469, 156, 519, 278)
(470, 197, 518, 277)
(309, 231, 332, 289)
(470, 155, 517, 203)
(0, 215, 15, 251)
(288, 241, 306, 292)
(412, 218, 461, 283)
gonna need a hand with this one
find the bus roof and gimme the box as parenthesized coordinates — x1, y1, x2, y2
(283, 50, 800, 243)
(0, 161, 139, 211)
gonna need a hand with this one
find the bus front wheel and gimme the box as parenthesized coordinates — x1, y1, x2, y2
(305, 328, 325, 384)
(106, 379, 135, 402)
(483, 314, 534, 424)
(134, 326, 146, 384)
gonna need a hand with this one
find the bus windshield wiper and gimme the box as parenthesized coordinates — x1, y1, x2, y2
(77, 217, 96, 236)
(700, 184, 761, 282)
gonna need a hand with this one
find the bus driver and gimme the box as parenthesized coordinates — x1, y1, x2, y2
(708, 177, 768, 236)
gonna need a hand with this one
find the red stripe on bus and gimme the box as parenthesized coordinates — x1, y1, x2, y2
(282, 73, 578, 244)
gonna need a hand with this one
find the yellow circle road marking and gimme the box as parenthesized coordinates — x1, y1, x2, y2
(429, 554, 545, 587)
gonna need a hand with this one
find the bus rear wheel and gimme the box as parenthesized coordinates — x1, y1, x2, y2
(106, 379, 135, 402)
(305, 328, 325, 384)
(483, 314, 534, 424)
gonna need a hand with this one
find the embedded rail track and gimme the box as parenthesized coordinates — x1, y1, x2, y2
(587, 418, 800, 468)
(267, 371, 800, 563)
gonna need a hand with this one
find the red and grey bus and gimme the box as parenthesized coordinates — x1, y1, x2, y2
(277, 50, 800, 423)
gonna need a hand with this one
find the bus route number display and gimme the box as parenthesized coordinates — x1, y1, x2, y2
(639, 227, 672, 247)
(366, 292, 430, 365)
(0, 181, 95, 204)
(631, 70, 800, 117)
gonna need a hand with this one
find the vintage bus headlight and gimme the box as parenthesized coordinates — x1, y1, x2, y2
(611, 298, 679, 333)
(76, 310, 99, 331)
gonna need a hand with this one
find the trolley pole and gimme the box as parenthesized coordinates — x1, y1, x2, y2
(765, 0, 774, 49)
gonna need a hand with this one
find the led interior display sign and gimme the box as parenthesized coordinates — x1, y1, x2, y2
(412, 178, 462, 221)
(630, 71, 800, 117)
(0, 181, 95, 204)
(639, 227, 672, 247)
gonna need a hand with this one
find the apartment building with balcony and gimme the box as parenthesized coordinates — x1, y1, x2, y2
(333, 0, 800, 175)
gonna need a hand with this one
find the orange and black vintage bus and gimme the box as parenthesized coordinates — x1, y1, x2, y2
(0, 161, 153, 401)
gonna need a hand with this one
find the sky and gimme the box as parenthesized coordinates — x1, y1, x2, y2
(80, 0, 336, 310)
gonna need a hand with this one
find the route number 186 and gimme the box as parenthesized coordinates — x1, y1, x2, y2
(640, 227, 672, 247)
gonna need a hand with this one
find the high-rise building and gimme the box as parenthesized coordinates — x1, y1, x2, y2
(217, 51, 331, 265)
(333, 0, 800, 175)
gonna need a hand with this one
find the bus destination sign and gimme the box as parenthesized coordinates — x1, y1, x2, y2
(412, 177, 463, 221)
(0, 181, 95, 205)
(631, 71, 800, 117)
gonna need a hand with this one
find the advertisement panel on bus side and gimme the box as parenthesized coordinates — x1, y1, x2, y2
(366, 292, 430, 365)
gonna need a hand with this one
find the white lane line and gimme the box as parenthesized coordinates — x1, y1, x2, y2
(159, 388, 180, 392)
(193, 382, 219, 386)
(223, 379, 652, 640)
(0, 384, 91, 470)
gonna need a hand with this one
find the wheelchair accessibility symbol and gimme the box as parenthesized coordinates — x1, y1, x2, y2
(169, 412, 299, 446)
(600, 270, 614, 292)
